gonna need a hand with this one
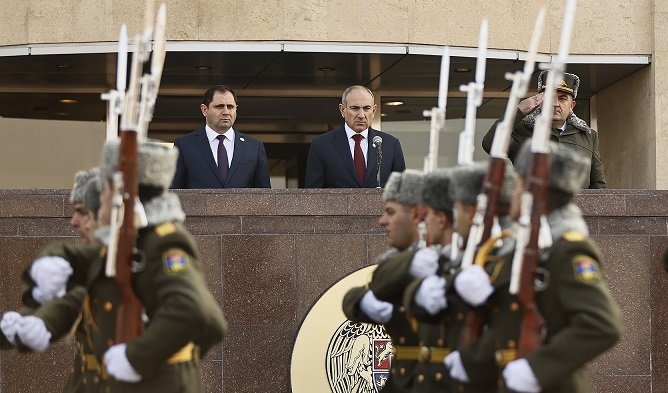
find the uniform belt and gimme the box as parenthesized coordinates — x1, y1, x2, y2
(84, 354, 101, 371)
(167, 342, 194, 364)
(394, 345, 451, 364)
(495, 348, 517, 366)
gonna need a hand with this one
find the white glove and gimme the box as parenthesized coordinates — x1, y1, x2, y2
(30, 256, 73, 303)
(503, 358, 541, 393)
(415, 275, 447, 315)
(359, 291, 394, 324)
(104, 344, 142, 383)
(1, 311, 22, 345)
(409, 247, 440, 278)
(454, 265, 494, 306)
(17, 316, 51, 352)
(444, 351, 470, 383)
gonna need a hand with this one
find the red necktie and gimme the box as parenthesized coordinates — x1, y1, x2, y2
(352, 134, 366, 186)
(216, 135, 229, 180)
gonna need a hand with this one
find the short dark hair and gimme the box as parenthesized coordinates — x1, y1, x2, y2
(203, 85, 238, 107)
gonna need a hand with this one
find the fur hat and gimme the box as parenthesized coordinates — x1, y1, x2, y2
(421, 169, 453, 213)
(383, 169, 425, 206)
(500, 160, 517, 205)
(99, 139, 178, 189)
(83, 170, 101, 216)
(514, 141, 590, 194)
(69, 168, 98, 204)
(537, 70, 580, 99)
(448, 163, 486, 205)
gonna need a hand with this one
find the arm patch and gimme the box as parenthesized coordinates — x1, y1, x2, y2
(163, 249, 190, 274)
(572, 255, 601, 283)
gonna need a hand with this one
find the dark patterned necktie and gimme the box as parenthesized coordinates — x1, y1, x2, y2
(352, 134, 366, 186)
(216, 135, 229, 180)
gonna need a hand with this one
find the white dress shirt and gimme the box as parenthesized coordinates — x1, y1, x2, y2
(344, 124, 368, 166)
(206, 125, 235, 167)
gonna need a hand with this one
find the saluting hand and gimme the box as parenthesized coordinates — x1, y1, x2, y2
(518, 93, 544, 115)
(104, 344, 142, 383)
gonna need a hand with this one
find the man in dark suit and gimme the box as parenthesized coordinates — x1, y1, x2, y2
(171, 85, 271, 188)
(304, 85, 406, 188)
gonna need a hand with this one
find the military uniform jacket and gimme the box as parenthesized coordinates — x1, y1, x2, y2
(482, 109, 606, 188)
(342, 248, 424, 393)
(404, 246, 496, 393)
(459, 229, 622, 392)
(32, 222, 227, 393)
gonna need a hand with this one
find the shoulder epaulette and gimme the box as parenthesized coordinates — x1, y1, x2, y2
(155, 222, 177, 237)
(562, 230, 585, 242)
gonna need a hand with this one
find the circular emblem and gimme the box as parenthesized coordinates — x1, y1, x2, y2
(291, 265, 392, 392)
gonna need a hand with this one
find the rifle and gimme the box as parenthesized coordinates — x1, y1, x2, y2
(458, 10, 547, 348)
(105, 0, 167, 344)
(454, 19, 488, 349)
(509, 0, 577, 358)
(418, 45, 450, 249)
(100, 25, 128, 141)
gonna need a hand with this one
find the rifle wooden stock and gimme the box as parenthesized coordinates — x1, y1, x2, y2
(114, 131, 143, 343)
(480, 157, 506, 243)
(516, 152, 549, 357)
(458, 309, 486, 349)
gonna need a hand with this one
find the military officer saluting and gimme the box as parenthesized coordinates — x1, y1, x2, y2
(20, 140, 227, 393)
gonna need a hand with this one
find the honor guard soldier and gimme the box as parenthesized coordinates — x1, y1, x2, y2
(455, 142, 622, 392)
(343, 169, 442, 392)
(18, 140, 228, 393)
(1, 168, 106, 392)
(405, 163, 517, 393)
(400, 168, 456, 392)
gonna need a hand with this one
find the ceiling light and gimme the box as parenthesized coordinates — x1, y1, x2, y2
(454, 68, 471, 73)
(56, 64, 72, 69)
(59, 99, 78, 104)
(317, 66, 335, 72)
(381, 113, 388, 117)
(384, 101, 404, 106)
(195, 65, 212, 70)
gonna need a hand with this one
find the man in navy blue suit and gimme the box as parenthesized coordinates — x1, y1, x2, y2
(305, 85, 406, 188)
(171, 85, 271, 188)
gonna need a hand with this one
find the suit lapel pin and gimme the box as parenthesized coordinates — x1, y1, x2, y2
(240, 137, 245, 142)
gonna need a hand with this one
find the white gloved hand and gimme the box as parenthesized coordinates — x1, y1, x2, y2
(454, 265, 494, 306)
(415, 275, 447, 315)
(30, 256, 73, 303)
(503, 358, 541, 393)
(1, 311, 23, 345)
(17, 316, 51, 352)
(444, 351, 470, 383)
(409, 247, 440, 278)
(104, 344, 142, 383)
(359, 291, 394, 324)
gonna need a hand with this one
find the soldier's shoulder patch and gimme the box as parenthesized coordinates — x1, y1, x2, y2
(163, 249, 190, 274)
(572, 255, 601, 283)
(155, 222, 177, 237)
(562, 230, 585, 242)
